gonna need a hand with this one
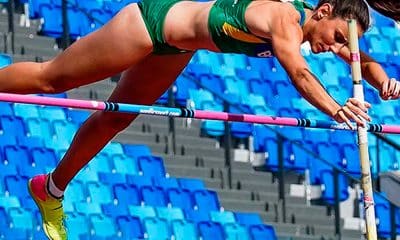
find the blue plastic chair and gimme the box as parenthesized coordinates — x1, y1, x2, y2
(113, 183, 141, 207)
(0, 196, 20, 211)
(98, 172, 126, 185)
(116, 216, 144, 239)
(374, 193, 391, 238)
(138, 156, 166, 178)
(101, 142, 124, 156)
(178, 178, 205, 191)
(229, 104, 254, 139)
(172, 220, 198, 240)
(8, 208, 34, 230)
(87, 182, 113, 204)
(31, 147, 57, 169)
(0, 53, 12, 68)
(14, 103, 40, 120)
(101, 202, 129, 219)
(17, 136, 44, 150)
(0, 102, 14, 116)
(66, 212, 90, 240)
(111, 154, 140, 176)
(143, 218, 170, 240)
(128, 205, 156, 222)
(198, 222, 225, 240)
(156, 207, 185, 222)
(38, 107, 67, 122)
(4, 145, 32, 167)
(141, 186, 168, 207)
(320, 170, 349, 204)
(66, 109, 90, 125)
(64, 180, 86, 203)
(1, 227, 28, 240)
(221, 53, 247, 69)
(249, 224, 277, 240)
(26, 118, 53, 140)
(153, 177, 180, 191)
(224, 224, 251, 240)
(175, 74, 198, 106)
(210, 211, 236, 225)
(193, 190, 220, 211)
(89, 214, 117, 238)
(74, 202, 102, 215)
(4, 175, 30, 199)
(0, 116, 26, 137)
(185, 208, 210, 223)
(126, 175, 153, 188)
(167, 188, 194, 210)
(52, 120, 77, 142)
(235, 212, 263, 226)
(88, 153, 112, 173)
(122, 143, 151, 158)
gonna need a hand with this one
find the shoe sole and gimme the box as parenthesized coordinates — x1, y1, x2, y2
(28, 179, 58, 240)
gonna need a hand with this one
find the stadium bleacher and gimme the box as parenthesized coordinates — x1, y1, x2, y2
(0, 0, 398, 239)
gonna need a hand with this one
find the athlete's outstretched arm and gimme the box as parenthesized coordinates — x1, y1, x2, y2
(0, 4, 153, 94)
(338, 47, 400, 100)
(269, 14, 370, 127)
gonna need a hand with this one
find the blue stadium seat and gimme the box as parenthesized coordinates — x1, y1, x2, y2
(126, 175, 152, 188)
(221, 53, 247, 69)
(52, 120, 77, 142)
(141, 186, 168, 207)
(153, 177, 179, 191)
(88, 153, 112, 173)
(0, 116, 26, 137)
(64, 180, 86, 203)
(249, 224, 277, 240)
(0, 196, 20, 211)
(243, 94, 275, 115)
(14, 104, 40, 121)
(74, 202, 102, 215)
(101, 142, 124, 156)
(156, 207, 185, 222)
(65, 212, 90, 240)
(371, 11, 395, 27)
(196, 50, 222, 66)
(235, 212, 263, 226)
(374, 193, 391, 238)
(0, 206, 8, 229)
(111, 154, 140, 175)
(210, 211, 236, 224)
(8, 208, 34, 230)
(199, 222, 225, 240)
(0, 102, 14, 116)
(4, 145, 32, 167)
(193, 190, 220, 211)
(172, 220, 198, 240)
(224, 224, 251, 240)
(143, 218, 170, 240)
(122, 143, 151, 158)
(253, 125, 276, 153)
(199, 75, 225, 97)
(167, 188, 194, 210)
(38, 107, 67, 122)
(316, 143, 344, 167)
(26, 118, 53, 139)
(178, 178, 205, 191)
(31, 147, 57, 169)
(275, 80, 300, 99)
(248, 78, 274, 102)
(0, 53, 12, 68)
(0, 134, 17, 156)
(77, 0, 103, 12)
(113, 183, 141, 207)
(0, 163, 18, 190)
(342, 145, 361, 178)
(89, 214, 117, 238)
(175, 74, 198, 106)
(43, 138, 70, 158)
(116, 216, 144, 240)
(1, 227, 28, 240)
(367, 35, 393, 54)
(85, 9, 113, 34)
(17, 136, 44, 150)
(98, 172, 126, 185)
(185, 208, 210, 223)
(138, 156, 166, 178)
(189, 88, 215, 110)
(236, 68, 262, 82)
(101, 202, 129, 219)
(202, 119, 225, 137)
(4, 175, 30, 199)
(103, 0, 133, 15)
(70, 166, 99, 188)
(224, 77, 250, 100)
(320, 170, 349, 204)
(128, 205, 156, 222)
(247, 57, 274, 73)
(87, 182, 113, 204)
(66, 109, 90, 125)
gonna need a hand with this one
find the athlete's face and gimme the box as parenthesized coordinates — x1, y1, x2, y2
(307, 5, 364, 54)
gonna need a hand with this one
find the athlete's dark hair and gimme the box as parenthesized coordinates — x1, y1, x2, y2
(315, 0, 370, 32)
(366, 0, 400, 21)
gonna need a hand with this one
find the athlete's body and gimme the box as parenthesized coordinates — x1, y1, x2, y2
(0, 0, 397, 239)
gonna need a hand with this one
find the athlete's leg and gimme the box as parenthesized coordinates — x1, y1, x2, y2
(0, 3, 153, 94)
(52, 52, 194, 190)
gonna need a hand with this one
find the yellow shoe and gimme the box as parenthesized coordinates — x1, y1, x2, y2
(28, 174, 67, 240)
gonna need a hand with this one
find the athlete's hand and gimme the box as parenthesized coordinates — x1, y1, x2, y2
(380, 78, 400, 100)
(332, 98, 371, 129)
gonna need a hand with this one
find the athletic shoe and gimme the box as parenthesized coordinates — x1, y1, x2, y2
(28, 174, 67, 240)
